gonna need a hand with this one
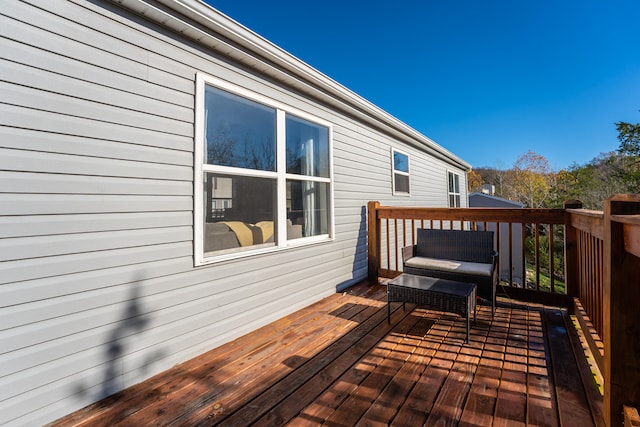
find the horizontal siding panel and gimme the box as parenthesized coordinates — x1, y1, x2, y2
(0, 105, 193, 152)
(1, 82, 193, 137)
(16, 0, 193, 81)
(0, 242, 192, 284)
(0, 127, 192, 165)
(0, 194, 192, 215)
(2, 37, 192, 108)
(0, 226, 192, 262)
(0, 171, 191, 195)
(0, 257, 192, 308)
(1, 252, 345, 388)
(33, 0, 196, 78)
(2, 58, 193, 123)
(0, 212, 192, 239)
(0, 148, 192, 180)
(0, 10, 193, 94)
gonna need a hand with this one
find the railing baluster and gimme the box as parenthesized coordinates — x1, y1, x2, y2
(385, 218, 390, 272)
(508, 222, 514, 287)
(521, 221, 526, 289)
(550, 224, 555, 293)
(535, 224, 541, 290)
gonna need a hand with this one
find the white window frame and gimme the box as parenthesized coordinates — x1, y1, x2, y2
(194, 73, 334, 266)
(447, 170, 462, 207)
(391, 148, 410, 196)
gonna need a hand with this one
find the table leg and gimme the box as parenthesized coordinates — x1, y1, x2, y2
(466, 310, 470, 343)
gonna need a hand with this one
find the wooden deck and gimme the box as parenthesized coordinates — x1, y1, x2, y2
(53, 281, 602, 426)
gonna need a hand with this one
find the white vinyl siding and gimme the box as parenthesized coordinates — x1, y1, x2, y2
(0, 1, 468, 425)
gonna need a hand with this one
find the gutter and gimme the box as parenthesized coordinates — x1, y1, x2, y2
(109, 0, 471, 171)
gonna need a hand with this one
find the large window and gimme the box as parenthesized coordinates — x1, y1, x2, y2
(195, 74, 333, 264)
(448, 171, 461, 207)
(392, 149, 410, 195)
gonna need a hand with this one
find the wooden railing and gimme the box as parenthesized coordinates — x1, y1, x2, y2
(367, 201, 569, 306)
(565, 204, 605, 373)
(367, 195, 640, 427)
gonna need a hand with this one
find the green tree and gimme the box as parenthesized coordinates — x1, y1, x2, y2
(616, 121, 640, 156)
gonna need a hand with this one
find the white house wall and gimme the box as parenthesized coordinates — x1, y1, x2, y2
(0, 1, 469, 425)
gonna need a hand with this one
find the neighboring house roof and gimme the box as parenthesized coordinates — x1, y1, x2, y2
(469, 192, 525, 208)
(111, 0, 470, 171)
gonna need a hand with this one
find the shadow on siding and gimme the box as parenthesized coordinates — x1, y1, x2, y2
(74, 275, 166, 401)
(336, 205, 368, 292)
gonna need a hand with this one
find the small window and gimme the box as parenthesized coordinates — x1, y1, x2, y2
(392, 149, 410, 195)
(448, 171, 461, 207)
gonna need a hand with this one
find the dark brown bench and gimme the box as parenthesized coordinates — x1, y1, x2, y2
(402, 229, 498, 316)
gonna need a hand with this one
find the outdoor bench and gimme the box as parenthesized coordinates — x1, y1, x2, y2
(402, 228, 498, 316)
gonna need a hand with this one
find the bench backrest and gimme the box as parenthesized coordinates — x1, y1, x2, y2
(416, 229, 495, 264)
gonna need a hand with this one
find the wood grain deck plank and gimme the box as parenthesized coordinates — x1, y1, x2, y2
(425, 348, 478, 426)
(220, 289, 398, 426)
(58, 282, 364, 427)
(177, 290, 391, 426)
(268, 308, 416, 426)
(391, 310, 456, 426)
(544, 308, 596, 427)
(458, 315, 496, 427)
(311, 308, 424, 426)
(355, 314, 436, 426)
(51, 283, 602, 427)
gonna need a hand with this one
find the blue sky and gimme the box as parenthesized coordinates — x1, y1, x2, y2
(205, 1, 640, 171)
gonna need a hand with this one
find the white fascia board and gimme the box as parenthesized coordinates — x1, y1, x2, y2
(111, 0, 471, 171)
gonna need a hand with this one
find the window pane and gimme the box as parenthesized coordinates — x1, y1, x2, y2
(448, 172, 454, 193)
(204, 85, 276, 171)
(286, 115, 329, 177)
(203, 173, 276, 253)
(394, 173, 410, 193)
(287, 180, 329, 239)
(393, 151, 409, 173)
(454, 174, 460, 193)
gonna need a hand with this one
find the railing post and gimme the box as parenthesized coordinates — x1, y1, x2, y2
(603, 194, 640, 427)
(564, 199, 582, 302)
(367, 201, 381, 284)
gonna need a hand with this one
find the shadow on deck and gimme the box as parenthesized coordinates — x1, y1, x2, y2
(53, 281, 603, 426)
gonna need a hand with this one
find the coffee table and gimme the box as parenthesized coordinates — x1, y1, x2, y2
(387, 274, 477, 343)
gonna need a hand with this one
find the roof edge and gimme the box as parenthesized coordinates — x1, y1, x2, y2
(110, 0, 471, 171)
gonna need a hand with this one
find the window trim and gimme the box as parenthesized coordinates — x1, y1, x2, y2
(391, 148, 411, 196)
(447, 170, 462, 207)
(195, 73, 334, 266)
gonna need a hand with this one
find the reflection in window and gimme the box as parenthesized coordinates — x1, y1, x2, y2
(286, 115, 329, 178)
(392, 149, 410, 195)
(287, 180, 329, 239)
(203, 173, 276, 254)
(204, 86, 276, 171)
(448, 171, 461, 207)
(196, 75, 333, 263)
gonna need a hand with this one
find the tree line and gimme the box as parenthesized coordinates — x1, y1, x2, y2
(469, 119, 640, 210)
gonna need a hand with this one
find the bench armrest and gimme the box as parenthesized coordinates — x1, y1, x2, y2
(402, 245, 416, 263)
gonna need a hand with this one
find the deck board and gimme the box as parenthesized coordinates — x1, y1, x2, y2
(52, 281, 601, 427)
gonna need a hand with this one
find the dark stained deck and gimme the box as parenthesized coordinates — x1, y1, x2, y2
(53, 281, 603, 426)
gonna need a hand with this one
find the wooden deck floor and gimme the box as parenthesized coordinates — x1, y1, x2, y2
(54, 281, 602, 426)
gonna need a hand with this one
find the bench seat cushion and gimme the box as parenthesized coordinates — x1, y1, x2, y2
(405, 256, 493, 277)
